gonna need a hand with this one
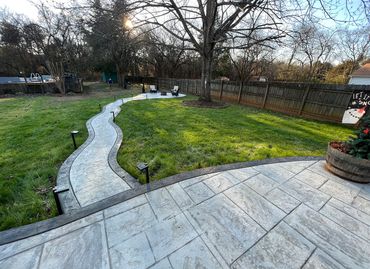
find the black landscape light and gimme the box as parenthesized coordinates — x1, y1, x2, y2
(137, 162, 150, 188)
(53, 185, 69, 215)
(99, 103, 102, 111)
(71, 130, 79, 149)
(111, 111, 115, 122)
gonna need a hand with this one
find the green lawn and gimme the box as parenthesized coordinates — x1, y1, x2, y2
(117, 96, 353, 183)
(0, 86, 353, 231)
(0, 83, 140, 231)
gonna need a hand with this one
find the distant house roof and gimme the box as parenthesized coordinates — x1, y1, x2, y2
(351, 63, 370, 77)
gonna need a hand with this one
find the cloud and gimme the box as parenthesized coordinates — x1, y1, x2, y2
(0, 0, 39, 21)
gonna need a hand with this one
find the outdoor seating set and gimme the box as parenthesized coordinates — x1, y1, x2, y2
(149, 85, 180, 96)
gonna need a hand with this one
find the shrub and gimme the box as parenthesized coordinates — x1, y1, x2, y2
(346, 113, 370, 159)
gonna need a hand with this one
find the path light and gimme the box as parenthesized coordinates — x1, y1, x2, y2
(53, 185, 69, 215)
(71, 130, 79, 149)
(137, 162, 150, 190)
(99, 104, 102, 111)
(111, 111, 115, 122)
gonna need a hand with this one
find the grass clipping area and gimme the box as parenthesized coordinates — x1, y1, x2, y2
(0, 83, 140, 231)
(117, 96, 352, 184)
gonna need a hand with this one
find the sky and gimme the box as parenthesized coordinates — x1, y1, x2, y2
(0, 0, 39, 21)
(0, 0, 367, 26)
(0, 0, 367, 65)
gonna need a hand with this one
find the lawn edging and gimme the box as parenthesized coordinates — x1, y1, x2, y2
(54, 106, 100, 212)
(0, 156, 323, 246)
(55, 100, 141, 213)
(107, 106, 141, 189)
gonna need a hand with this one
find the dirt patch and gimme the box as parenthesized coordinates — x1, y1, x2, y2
(183, 100, 229, 109)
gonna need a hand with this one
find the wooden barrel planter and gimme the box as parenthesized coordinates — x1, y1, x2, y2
(326, 142, 370, 183)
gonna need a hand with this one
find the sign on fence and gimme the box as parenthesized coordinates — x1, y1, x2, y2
(342, 90, 370, 124)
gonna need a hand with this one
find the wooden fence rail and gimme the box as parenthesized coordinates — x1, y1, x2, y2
(129, 76, 370, 123)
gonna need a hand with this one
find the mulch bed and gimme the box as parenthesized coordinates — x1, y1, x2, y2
(182, 100, 229, 109)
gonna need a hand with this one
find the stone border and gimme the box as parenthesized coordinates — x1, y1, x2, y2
(107, 105, 141, 189)
(55, 105, 105, 212)
(0, 156, 323, 245)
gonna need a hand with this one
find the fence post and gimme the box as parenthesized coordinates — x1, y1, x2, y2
(262, 83, 270, 108)
(219, 80, 224, 100)
(186, 79, 189, 93)
(195, 80, 198, 95)
(238, 81, 243, 104)
(299, 84, 311, 115)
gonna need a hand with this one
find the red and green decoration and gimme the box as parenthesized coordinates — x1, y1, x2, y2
(346, 113, 370, 159)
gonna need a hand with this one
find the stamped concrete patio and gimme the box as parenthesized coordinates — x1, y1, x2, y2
(1, 159, 370, 269)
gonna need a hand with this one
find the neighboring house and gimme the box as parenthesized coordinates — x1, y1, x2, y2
(215, 76, 230, 81)
(250, 76, 268, 82)
(348, 63, 370, 85)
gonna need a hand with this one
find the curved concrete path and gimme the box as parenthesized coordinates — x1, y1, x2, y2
(2, 159, 370, 269)
(59, 93, 185, 209)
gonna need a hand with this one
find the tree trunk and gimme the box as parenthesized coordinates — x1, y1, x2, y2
(116, 64, 123, 87)
(116, 63, 127, 88)
(46, 61, 65, 94)
(59, 62, 66, 94)
(200, 55, 213, 102)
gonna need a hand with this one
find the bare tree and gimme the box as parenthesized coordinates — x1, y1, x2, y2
(291, 21, 335, 80)
(133, 1, 286, 102)
(131, 0, 367, 101)
(29, 3, 82, 93)
(340, 26, 370, 73)
(0, 14, 38, 78)
(83, 0, 142, 87)
(228, 36, 275, 82)
(144, 28, 188, 77)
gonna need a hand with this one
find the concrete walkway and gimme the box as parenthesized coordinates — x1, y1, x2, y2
(1, 160, 370, 269)
(62, 92, 185, 208)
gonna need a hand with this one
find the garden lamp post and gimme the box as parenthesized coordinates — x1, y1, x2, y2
(137, 162, 150, 190)
(111, 111, 115, 122)
(53, 185, 69, 215)
(71, 130, 79, 149)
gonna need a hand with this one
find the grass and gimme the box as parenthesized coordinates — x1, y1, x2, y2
(117, 96, 353, 183)
(0, 83, 140, 231)
(0, 85, 354, 230)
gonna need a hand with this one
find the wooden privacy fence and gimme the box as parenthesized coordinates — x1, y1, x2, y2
(138, 77, 370, 123)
